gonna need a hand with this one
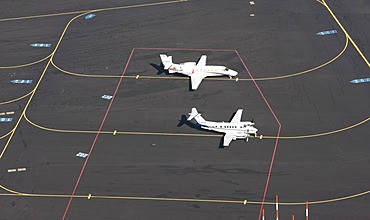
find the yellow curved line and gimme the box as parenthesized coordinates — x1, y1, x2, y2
(0, 12, 95, 159)
(262, 116, 370, 139)
(247, 190, 370, 205)
(51, 59, 121, 78)
(250, 35, 349, 81)
(316, 0, 324, 5)
(0, 0, 187, 22)
(321, 0, 370, 68)
(302, 190, 370, 205)
(0, 89, 34, 105)
(0, 130, 13, 140)
(0, 183, 368, 206)
(0, 184, 24, 195)
(24, 113, 102, 134)
(24, 109, 369, 141)
(0, 53, 52, 69)
(51, 36, 349, 81)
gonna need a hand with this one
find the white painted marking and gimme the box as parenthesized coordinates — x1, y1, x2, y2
(101, 95, 113, 100)
(76, 152, 88, 158)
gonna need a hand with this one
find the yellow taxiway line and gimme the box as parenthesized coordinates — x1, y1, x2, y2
(0, 0, 368, 212)
(23, 113, 222, 138)
(0, 53, 52, 69)
(0, 130, 13, 141)
(316, 0, 324, 5)
(0, 12, 91, 159)
(0, 183, 368, 206)
(0, 0, 188, 22)
(321, 0, 370, 68)
(24, 113, 369, 140)
(50, 35, 349, 81)
(262, 116, 370, 139)
(0, 89, 34, 105)
(1, 1, 189, 159)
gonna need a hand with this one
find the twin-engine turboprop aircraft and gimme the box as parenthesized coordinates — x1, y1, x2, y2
(187, 108, 258, 147)
(160, 54, 238, 90)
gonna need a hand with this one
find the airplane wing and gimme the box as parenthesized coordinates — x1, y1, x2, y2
(190, 73, 208, 90)
(196, 55, 207, 66)
(223, 132, 235, 147)
(230, 109, 243, 123)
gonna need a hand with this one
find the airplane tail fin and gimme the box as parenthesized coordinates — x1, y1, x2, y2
(160, 54, 173, 69)
(187, 108, 199, 121)
(187, 108, 206, 126)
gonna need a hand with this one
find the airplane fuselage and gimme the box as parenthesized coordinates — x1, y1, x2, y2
(160, 54, 238, 90)
(168, 63, 238, 78)
(197, 120, 257, 139)
(187, 108, 258, 146)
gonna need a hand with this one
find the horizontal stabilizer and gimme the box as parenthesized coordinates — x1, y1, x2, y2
(160, 54, 173, 69)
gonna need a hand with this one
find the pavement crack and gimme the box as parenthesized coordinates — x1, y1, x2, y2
(302, 80, 322, 123)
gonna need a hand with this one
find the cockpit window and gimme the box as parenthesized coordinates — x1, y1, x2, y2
(224, 68, 229, 71)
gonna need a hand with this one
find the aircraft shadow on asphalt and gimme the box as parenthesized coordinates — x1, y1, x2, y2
(177, 115, 203, 131)
(177, 114, 226, 149)
(150, 63, 193, 91)
(150, 63, 165, 75)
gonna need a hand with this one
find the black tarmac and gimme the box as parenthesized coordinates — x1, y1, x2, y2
(0, 0, 369, 219)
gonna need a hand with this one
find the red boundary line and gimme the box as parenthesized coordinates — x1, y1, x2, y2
(138, 47, 282, 219)
(61, 48, 135, 220)
(61, 47, 281, 219)
(234, 50, 282, 220)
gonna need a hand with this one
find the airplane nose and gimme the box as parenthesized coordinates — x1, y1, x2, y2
(231, 70, 238, 76)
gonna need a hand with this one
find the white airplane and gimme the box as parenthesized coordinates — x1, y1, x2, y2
(187, 108, 258, 147)
(160, 54, 238, 90)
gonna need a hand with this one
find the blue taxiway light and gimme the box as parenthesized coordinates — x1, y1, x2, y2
(0, 118, 13, 122)
(10, 80, 33, 84)
(316, 29, 338, 36)
(76, 152, 88, 158)
(101, 95, 113, 100)
(350, 78, 370, 84)
(85, 13, 96, 20)
(30, 43, 51, 48)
